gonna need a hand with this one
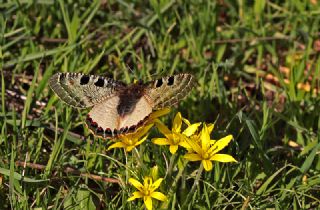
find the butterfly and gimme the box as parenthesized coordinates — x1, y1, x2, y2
(49, 72, 195, 139)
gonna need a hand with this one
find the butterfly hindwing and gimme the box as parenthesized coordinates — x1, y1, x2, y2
(87, 94, 153, 138)
(146, 73, 195, 109)
(49, 72, 125, 108)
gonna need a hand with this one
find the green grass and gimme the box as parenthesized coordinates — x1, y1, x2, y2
(1, 0, 320, 209)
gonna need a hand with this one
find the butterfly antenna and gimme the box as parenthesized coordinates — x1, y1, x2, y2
(125, 64, 139, 83)
(126, 64, 135, 75)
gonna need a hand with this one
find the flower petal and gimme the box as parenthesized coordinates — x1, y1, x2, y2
(144, 196, 153, 210)
(151, 192, 167, 201)
(202, 160, 213, 171)
(129, 178, 144, 190)
(183, 122, 201, 137)
(172, 112, 182, 133)
(144, 177, 153, 187)
(151, 166, 159, 181)
(126, 146, 135, 152)
(127, 191, 144, 201)
(210, 135, 233, 154)
(179, 140, 192, 149)
(152, 138, 170, 145)
(169, 145, 179, 154)
(151, 178, 163, 190)
(207, 123, 215, 134)
(134, 124, 153, 139)
(200, 124, 211, 151)
(185, 137, 203, 155)
(209, 140, 217, 145)
(149, 108, 171, 120)
(182, 117, 191, 126)
(135, 135, 148, 146)
(210, 154, 237, 162)
(155, 120, 171, 135)
(107, 142, 126, 150)
(184, 153, 202, 161)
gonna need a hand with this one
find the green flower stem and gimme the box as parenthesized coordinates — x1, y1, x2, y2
(181, 164, 204, 209)
(167, 153, 176, 179)
(133, 148, 147, 172)
(161, 159, 188, 209)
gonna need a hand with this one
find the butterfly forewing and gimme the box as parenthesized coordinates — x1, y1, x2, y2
(146, 74, 195, 109)
(49, 73, 125, 108)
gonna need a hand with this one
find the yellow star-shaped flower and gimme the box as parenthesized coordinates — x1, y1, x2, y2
(152, 112, 201, 154)
(184, 124, 237, 171)
(128, 177, 167, 210)
(107, 124, 153, 152)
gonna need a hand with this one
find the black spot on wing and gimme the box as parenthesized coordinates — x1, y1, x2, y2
(59, 73, 65, 82)
(122, 126, 128, 133)
(80, 75, 90, 85)
(129, 125, 136, 132)
(168, 76, 174, 86)
(155, 78, 163, 88)
(94, 78, 104, 87)
(120, 126, 129, 134)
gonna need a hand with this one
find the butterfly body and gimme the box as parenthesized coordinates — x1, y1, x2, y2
(116, 84, 150, 117)
(49, 72, 195, 139)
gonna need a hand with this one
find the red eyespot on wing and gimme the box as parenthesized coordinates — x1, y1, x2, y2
(91, 121, 98, 128)
(105, 128, 113, 136)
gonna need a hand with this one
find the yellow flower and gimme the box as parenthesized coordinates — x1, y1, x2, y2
(108, 124, 153, 152)
(184, 124, 237, 171)
(152, 112, 201, 154)
(107, 109, 170, 152)
(181, 123, 215, 151)
(128, 177, 167, 210)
